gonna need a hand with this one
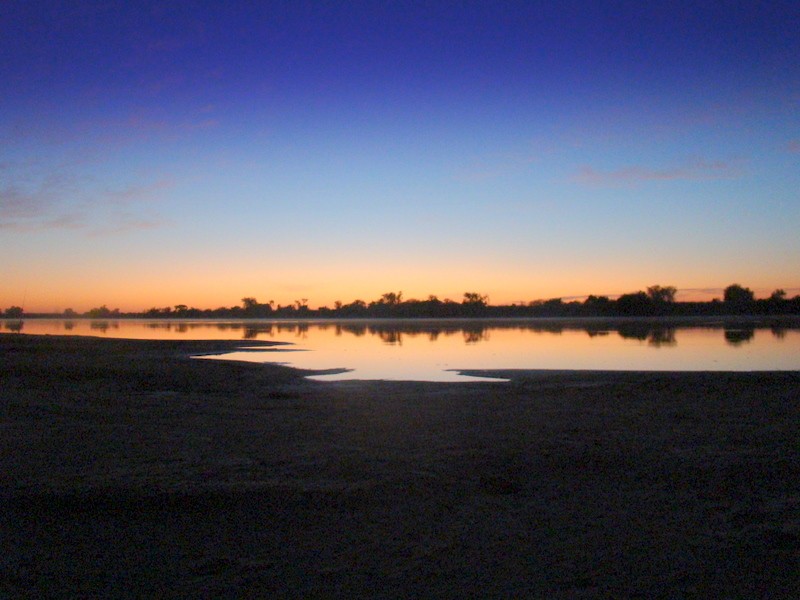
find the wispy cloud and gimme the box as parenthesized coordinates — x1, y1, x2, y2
(0, 172, 82, 221)
(573, 159, 745, 187)
(102, 178, 175, 205)
(86, 214, 164, 237)
(454, 153, 538, 182)
(87, 113, 220, 147)
(0, 213, 85, 233)
(2, 107, 219, 149)
(0, 169, 173, 235)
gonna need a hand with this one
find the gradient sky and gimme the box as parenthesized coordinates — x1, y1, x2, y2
(2, 1, 799, 312)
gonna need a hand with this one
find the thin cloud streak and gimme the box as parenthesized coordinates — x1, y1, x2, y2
(0, 171, 173, 234)
(102, 178, 175, 205)
(86, 215, 164, 237)
(2, 109, 219, 148)
(573, 159, 745, 187)
(0, 172, 81, 220)
(0, 211, 84, 233)
(453, 154, 539, 182)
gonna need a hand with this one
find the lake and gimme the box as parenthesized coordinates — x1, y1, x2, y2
(3, 317, 799, 381)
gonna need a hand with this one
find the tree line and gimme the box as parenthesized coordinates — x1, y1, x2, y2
(3, 284, 799, 320)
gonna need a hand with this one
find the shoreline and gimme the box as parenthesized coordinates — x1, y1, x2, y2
(5, 314, 800, 325)
(2, 333, 799, 596)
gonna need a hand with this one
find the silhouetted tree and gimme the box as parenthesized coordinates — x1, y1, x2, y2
(339, 299, 367, 316)
(380, 291, 403, 305)
(583, 295, 612, 315)
(239, 296, 274, 317)
(4, 306, 24, 318)
(723, 284, 754, 310)
(87, 305, 116, 318)
(615, 292, 653, 316)
(462, 292, 488, 306)
(769, 289, 786, 301)
(646, 285, 677, 303)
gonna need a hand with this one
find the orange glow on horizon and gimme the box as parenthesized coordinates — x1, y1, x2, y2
(9, 283, 800, 314)
(4, 256, 796, 313)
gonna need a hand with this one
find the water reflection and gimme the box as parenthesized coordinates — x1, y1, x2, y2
(4, 320, 23, 332)
(724, 328, 755, 346)
(3, 317, 799, 378)
(89, 321, 119, 333)
(771, 325, 787, 339)
(586, 329, 610, 338)
(4, 318, 798, 345)
(618, 325, 649, 341)
(648, 328, 676, 347)
(378, 330, 402, 345)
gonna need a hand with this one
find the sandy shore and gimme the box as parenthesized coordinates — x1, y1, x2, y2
(2, 333, 799, 597)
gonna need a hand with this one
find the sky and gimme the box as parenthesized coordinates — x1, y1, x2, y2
(2, 1, 799, 312)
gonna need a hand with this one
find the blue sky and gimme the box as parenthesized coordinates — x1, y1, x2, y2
(2, 1, 798, 311)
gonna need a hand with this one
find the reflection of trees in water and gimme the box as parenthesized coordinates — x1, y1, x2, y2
(337, 323, 496, 345)
(522, 325, 563, 335)
(63, 321, 75, 331)
(617, 324, 650, 341)
(771, 325, 787, 339)
(463, 328, 488, 344)
(586, 329, 610, 338)
(344, 325, 367, 337)
(84, 318, 795, 351)
(5, 320, 23, 332)
(724, 328, 754, 346)
(378, 330, 402, 345)
(267, 323, 309, 337)
(648, 328, 676, 347)
(617, 325, 677, 347)
(240, 324, 275, 339)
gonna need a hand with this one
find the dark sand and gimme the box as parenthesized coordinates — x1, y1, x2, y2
(2, 333, 799, 598)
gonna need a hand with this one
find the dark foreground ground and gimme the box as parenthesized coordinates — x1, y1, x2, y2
(1, 334, 799, 598)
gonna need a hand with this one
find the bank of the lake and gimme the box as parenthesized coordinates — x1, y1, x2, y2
(1, 333, 799, 597)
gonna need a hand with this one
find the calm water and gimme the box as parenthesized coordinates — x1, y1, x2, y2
(3, 317, 799, 381)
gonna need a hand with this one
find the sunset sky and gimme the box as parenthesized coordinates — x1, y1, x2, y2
(2, 1, 799, 312)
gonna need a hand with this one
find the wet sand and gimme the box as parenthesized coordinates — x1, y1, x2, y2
(2, 333, 799, 597)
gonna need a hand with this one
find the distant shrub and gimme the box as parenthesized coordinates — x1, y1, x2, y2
(4, 306, 23, 318)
